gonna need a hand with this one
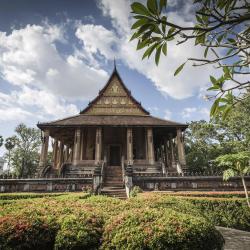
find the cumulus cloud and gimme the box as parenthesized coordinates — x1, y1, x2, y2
(90, 0, 216, 100)
(181, 107, 210, 120)
(0, 23, 108, 100)
(0, 22, 111, 123)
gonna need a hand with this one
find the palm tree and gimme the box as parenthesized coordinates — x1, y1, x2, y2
(216, 151, 250, 208)
(4, 137, 16, 175)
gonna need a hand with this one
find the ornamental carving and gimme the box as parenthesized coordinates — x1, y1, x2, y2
(84, 74, 147, 116)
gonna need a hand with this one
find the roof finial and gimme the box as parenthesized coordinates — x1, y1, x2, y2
(114, 57, 117, 71)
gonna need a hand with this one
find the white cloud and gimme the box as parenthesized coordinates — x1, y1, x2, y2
(0, 107, 32, 121)
(75, 24, 119, 60)
(0, 23, 108, 100)
(164, 109, 172, 120)
(90, 0, 217, 100)
(98, 0, 130, 34)
(181, 107, 210, 120)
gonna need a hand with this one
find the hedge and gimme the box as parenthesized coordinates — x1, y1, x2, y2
(139, 193, 250, 231)
(101, 208, 224, 250)
(0, 214, 58, 250)
(1, 192, 249, 249)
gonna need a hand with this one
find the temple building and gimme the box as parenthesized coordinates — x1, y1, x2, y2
(37, 66, 187, 195)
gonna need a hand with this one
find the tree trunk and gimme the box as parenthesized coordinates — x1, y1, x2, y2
(241, 176, 250, 208)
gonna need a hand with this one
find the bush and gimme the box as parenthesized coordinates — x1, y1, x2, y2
(101, 208, 224, 250)
(189, 198, 250, 231)
(138, 193, 250, 231)
(54, 213, 103, 250)
(130, 186, 143, 197)
(0, 214, 58, 250)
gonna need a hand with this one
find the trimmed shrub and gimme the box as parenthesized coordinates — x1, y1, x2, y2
(101, 208, 224, 250)
(54, 213, 103, 250)
(189, 198, 250, 231)
(130, 186, 143, 197)
(0, 214, 58, 250)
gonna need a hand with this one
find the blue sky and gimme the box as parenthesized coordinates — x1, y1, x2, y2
(0, 0, 214, 155)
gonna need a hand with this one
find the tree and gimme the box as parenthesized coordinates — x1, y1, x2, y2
(216, 152, 250, 207)
(6, 124, 41, 178)
(4, 137, 16, 175)
(130, 0, 250, 118)
(185, 95, 250, 172)
(0, 135, 3, 148)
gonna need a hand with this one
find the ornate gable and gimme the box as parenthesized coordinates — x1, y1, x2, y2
(81, 69, 149, 116)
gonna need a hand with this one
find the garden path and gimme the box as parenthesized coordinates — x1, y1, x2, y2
(217, 226, 250, 250)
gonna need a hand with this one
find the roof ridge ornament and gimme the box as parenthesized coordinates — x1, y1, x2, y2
(114, 57, 117, 71)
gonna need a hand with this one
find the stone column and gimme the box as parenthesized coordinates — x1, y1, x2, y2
(95, 127, 102, 165)
(127, 128, 133, 165)
(163, 137, 169, 167)
(65, 145, 70, 162)
(39, 129, 49, 168)
(57, 141, 64, 168)
(73, 128, 81, 165)
(176, 128, 186, 166)
(52, 139, 58, 168)
(169, 133, 175, 167)
(147, 128, 155, 165)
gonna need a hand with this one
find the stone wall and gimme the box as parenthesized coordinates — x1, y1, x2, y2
(0, 178, 92, 193)
(1, 176, 250, 193)
(133, 176, 250, 191)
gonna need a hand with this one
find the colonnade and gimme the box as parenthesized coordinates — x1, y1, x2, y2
(38, 127, 186, 173)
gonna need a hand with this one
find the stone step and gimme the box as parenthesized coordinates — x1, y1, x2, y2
(104, 176, 122, 181)
(101, 187, 127, 199)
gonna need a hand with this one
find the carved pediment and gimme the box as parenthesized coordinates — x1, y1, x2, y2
(81, 70, 149, 116)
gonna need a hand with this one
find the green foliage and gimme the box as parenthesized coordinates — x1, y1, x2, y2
(130, 185, 143, 197)
(189, 197, 250, 231)
(5, 123, 41, 177)
(0, 136, 3, 148)
(54, 213, 103, 250)
(101, 208, 223, 250)
(0, 213, 58, 250)
(185, 97, 250, 173)
(130, 0, 250, 118)
(2, 192, 250, 249)
(216, 151, 250, 179)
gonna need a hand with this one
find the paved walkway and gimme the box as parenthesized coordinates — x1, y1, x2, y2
(216, 226, 250, 250)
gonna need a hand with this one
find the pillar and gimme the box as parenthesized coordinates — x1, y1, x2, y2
(169, 133, 175, 167)
(39, 129, 49, 168)
(95, 127, 102, 165)
(57, 141, 64, 168)
(163, 137, 169, 167)
(176, 128, 186, 166)
(127, 128, 133, 165)
(65, 145, 70, 162)
(73, 128, 81, 165)
(52, 139, 58, 168)
(147, 128, 155, 165)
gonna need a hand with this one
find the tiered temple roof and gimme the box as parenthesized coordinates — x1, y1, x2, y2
(38, 68, 187, 129)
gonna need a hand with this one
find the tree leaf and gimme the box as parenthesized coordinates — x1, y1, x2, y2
(162, 43, 167, 56)
(130, 31, 141, 41)
(174, 62, 186, 76)
(147, 0, 158, 15)
(210, 98, 220, 117)
(155, 45, 162, 65)
(131, 18, 149, 29)
(159, 0, 167, 13)
(210, 75, 217, 85)
(131, 2, 151, 16)
(142, 43, 158, 59)
(204, 47, 209, 58)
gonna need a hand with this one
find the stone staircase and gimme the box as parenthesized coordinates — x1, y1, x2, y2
(101, 166, 127, 199)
